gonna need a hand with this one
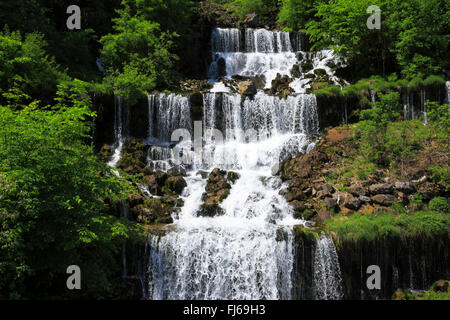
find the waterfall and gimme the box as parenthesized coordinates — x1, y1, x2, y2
(146, 91, 319, 300)
(313, 235, 343, 300)
(209, 28, 345, 93)
(142, 27, 346, 301)
(108, 96, 129, 167)
(147, 93, 192, 142)
(446, 81, 450, 105)
(370, 90, 376, 108)
(145, 93, 193, 171)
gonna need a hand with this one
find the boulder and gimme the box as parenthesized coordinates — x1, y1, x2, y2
(349, 185, 368, 197)
(371, 194, 395, 206)
(431, 280, 449, 293)
(237, 80, 257, 96)
(369, 183, 394, 195)
(164, 176, 187, 195)
(392, 289, 415, 300)
(416, 182, 443, 200)
(285, 189, 306, 202)
(344, 196, 362, 211)
(227, 171, 240, 183)
(196, 170, 209, 179)
(394, 181, 416, 194)
(324, 197, 337, 210)
(317, 209, 331, 221)
(143, 175, 161, 195)
(127, 194, 144, 207)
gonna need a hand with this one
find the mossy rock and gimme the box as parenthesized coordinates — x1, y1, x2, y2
(392, 289, 415, 300)
(227, 171, 240, 183)
(314, 68, 327, 77)
(163, 176, 187, 196)
(301, 59, 314, 73)
(290, 64, 301, 78)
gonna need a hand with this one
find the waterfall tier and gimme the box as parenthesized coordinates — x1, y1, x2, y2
(209, 28, 345, 92)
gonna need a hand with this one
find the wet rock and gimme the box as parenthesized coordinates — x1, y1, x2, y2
(300, 59, 313, 73)
(143, 175, 160, 195)
(290, 64, 301, 78)
(227, 171, 240, 183)
(199, 168, 236, 217)
(270, 73, 294, 95)
(369, 183, 394, 195)
(196, 170, 209, 179)
(290, 200, 306, 213)
(167, 166, 187, 177)
(271, 163, 282, 176)
(237, 80, 257, 96)
(285, 189, 306, 202)
(164, 176, 187, 195)
(314, 68, 327, 77)
(371, 194, 395, 206)
(394, 181, 416, 194)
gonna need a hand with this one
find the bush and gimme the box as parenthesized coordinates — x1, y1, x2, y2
(0, 84, 142, 299)
(429, 197, 450, 213)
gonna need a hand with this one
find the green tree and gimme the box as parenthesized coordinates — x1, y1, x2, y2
(100, 2, 181, 103)
(0, 29, 67, 104)
(306, 0, 395, 79)
(0, 82, 140, 299)
(278, 0, 317, 32)
(387, 0, 450, 80)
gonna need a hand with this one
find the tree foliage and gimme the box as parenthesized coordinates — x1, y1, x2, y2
(0, 82, 141, 299)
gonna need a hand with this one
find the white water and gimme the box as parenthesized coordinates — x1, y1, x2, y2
(146, 90, 321, 300)
(108, 96, 128, 168)
(209, 28, 346, 92)
(447, 81, 450, 105)
(313, 235, 343, 300)
(144, 28, 342, 300)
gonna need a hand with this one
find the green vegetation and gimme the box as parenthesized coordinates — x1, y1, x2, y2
(0, 84, 143, 299)
(327, 211, 450, 243)
(0, 29, 68, 105)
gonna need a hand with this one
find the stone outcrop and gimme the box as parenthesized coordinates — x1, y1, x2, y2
(237, 80, 257, 96)
(199, 168, 240, 217)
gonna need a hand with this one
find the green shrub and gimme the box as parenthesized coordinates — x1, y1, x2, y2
(429, 197, 450, 213)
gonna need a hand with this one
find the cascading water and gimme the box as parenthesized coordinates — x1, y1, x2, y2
(146, 91, 320, 300)
(209, 28, 345, 93)
(144, 28, 341, 301)
(313, 236, 343, 300)
(108, 96, 129, 167)
(446, 81, 450, 105)
(145, 93, 193, 171)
